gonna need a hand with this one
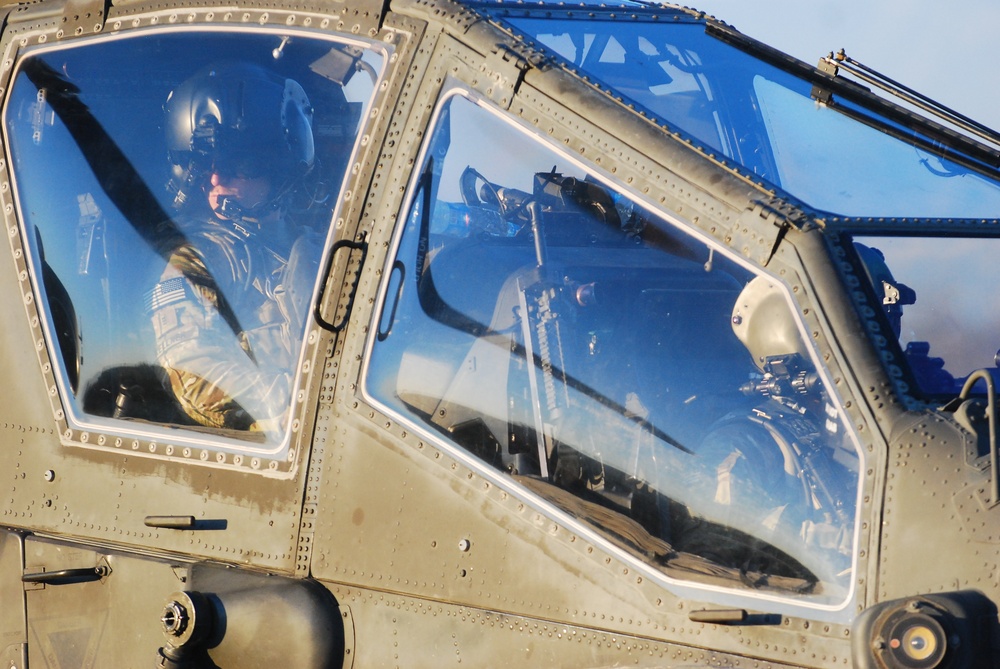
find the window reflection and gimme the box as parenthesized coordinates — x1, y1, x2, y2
(6, 31, 382, 451)
(368, 93, 860, 604)
(755, 79, 1000, 218)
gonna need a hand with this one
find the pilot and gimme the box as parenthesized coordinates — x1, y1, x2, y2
(146, 62, 320, 432)
(676, 276, 856, 584)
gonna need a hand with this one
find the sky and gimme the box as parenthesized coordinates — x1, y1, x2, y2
(687, 0, 1000, 133)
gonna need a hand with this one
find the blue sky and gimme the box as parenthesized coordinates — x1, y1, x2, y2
(689, 0, 1000, 132)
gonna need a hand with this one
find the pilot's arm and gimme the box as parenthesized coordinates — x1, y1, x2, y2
(148, 239, 293, 432)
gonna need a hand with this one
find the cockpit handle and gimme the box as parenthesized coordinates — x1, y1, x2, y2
(22, 564, 110, 585)
(315, 237, 368, 333)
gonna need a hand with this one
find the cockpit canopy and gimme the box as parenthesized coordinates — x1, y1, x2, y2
(479, 3, 1000, 219)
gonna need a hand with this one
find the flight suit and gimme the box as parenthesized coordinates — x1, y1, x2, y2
(146, 216, 317, 433)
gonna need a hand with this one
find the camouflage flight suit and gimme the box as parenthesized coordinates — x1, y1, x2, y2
(146, 216, 318, 433)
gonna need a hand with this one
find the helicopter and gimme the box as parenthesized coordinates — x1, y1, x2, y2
(0, 0, 998, 666)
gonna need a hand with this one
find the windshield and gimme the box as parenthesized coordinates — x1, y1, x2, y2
(852, 235, 1000, 398)
(498, 13, 1000, 219)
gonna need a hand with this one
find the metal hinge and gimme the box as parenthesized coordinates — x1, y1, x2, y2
(811, 51, 839, 104)
(745, 197, 819, 266)
(61, 0, 107, 37)
(749, 196, 817, 231)
(484, 43, 532, 109)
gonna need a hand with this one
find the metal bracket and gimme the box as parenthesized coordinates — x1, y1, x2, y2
(811, 51, 838, 104)
(6, 0, 108, 47)
(749, 196, 817, 231)
(59, 0, 108, 38)
(0, 644, 27, 669)
(484, 43, 531, 109)
(743, 196, 818, 266)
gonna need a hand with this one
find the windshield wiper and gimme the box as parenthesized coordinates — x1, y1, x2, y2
(820, 50, 1000, 152)
(706, 22, 1000, 179)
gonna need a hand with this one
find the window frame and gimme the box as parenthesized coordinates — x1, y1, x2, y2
(4, 25, 390, 474)
(361, 84, 866, 617)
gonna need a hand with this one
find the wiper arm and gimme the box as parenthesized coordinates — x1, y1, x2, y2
(705, 22, 1000, 178)
(820, 50, 1000, 151)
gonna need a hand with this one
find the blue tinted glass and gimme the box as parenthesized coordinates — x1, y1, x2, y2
(854, 235, 1000, 397)
(368, 93, 861, 605)
(6, 31, 382, 452)
(505, 16, 1000, 219)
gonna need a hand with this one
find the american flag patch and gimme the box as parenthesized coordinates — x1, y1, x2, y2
(144, 276, 188, 313)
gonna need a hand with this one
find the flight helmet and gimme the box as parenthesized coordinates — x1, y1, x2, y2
(164, 62, 315, 221)
(731, 275, 808, 371)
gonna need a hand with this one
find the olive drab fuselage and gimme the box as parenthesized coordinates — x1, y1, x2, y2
(0, 0, 998, 668)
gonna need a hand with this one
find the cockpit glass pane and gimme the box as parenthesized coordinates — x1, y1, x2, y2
(753, 79, 1000, 218)
(852, 235, 1000, 398)
(502, 14, 1000, 219)
(367, 92, 862, 607)
(5, 30, 383, 454)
